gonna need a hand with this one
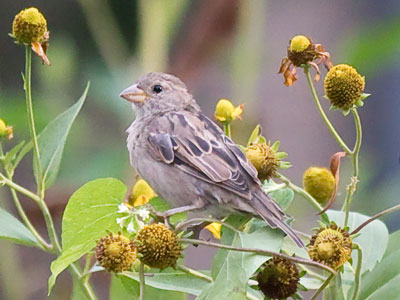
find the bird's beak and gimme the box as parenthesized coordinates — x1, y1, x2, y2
(119, 84, 147, 104)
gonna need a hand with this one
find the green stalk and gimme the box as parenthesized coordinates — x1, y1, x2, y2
(351, 246, 362, 300)
(352, 109, 362, 176)
(22, 46, 97, 299)
(223, 122, 232, 138)
(4, 174, 50, 250)
(139, 262, 145, 300)
(24, 46, 42, 194)
(310, 273, 335, 300)
(304, 67, 352, 154)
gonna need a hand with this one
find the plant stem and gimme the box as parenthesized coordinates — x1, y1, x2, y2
(177, 265, 213, 282)
(351, 203, 400, 235)
(24, 46, 42, 194)
(223, 123, 231, 138)
(310, 273, 335, 300)
(277, 173, 323, 212)
(0, 172, 40, 202)
(3, 173, 51, 250)
(69, 263, 98, 300)
(304, 67, 352, 154)
(181, 238, 336, 274)
(36, 199, 62, 253)
(351, 246, 362, 300)
(352, 109, 362, 176)
(343, 109, 363, 226)
(139, 262, 145, 300)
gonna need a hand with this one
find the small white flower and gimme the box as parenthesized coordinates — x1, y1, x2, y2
(116, 216, 129, 227)
(127, 220, 135, 233)
(118, 203, 131, 214)
(136, 207, 150, 220)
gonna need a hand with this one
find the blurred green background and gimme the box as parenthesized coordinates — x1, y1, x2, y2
(0, 0, 400, 299)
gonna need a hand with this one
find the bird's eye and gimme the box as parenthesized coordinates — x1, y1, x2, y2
(153, 84, 163, 94)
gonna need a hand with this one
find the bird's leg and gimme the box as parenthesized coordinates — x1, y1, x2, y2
(159, 203, 205, 218)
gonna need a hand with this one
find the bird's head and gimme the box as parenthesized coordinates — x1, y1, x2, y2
(120, 72, 198, 116)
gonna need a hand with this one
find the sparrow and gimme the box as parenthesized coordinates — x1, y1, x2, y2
(120, 72, 303, 247)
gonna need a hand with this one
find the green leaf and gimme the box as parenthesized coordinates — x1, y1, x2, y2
(123, 268, 208, 296)
(3, 141, 26, 174)
(262, 179, 294, 211)
(247, 124, 261, 146)
(37, 82, 90, 189)
(0, 208, 40, 247)
(48, 178, 126, 294)
(110, 275, 139, 300)
(327, 210, 388, 273)
(198, 216, 284, 299)
(350, 230, 400, 299)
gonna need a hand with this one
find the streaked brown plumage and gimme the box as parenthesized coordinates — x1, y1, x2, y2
(120, 72, 303, 247)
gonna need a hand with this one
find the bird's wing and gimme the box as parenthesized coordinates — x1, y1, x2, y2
(147, 111, 260, 199)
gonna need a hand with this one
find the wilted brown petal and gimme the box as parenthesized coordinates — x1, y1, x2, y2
(319, 151, 346, 214)
(309, 62, 321, 82)
(31, 31, 50, 65)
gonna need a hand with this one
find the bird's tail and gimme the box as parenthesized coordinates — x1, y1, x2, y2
(252, 192, 304, 248)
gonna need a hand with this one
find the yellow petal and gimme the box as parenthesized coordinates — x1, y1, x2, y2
(231, 104, 244, 120)
(205, 222, 222, 240)
(133, 195, 149, 207)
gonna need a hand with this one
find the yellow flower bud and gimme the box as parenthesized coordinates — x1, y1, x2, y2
(136, 224, 182, 269)
(128, 179, 157, 207)
(324, 64, 365, 110)
(245, 143, 281, 181)
(0, 118, 13, 140)
(95, 233, 136, 272)
(303, 167, 335, 204)
(289, 35, 311, 52)
(214, 99, 243, 123)
(205, 222, 221, 239)
(12, 7, 47, 44)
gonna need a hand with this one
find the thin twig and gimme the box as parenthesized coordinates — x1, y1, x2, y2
(181, 238, 336, 274)
(351, 203, 400, 235)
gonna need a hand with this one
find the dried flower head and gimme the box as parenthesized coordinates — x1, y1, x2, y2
(136, 224, 182, 269)
(303, 167, 335, 204)
(0, 118, 14, 140)
(205, 222, 221, 239)
(324, 64, 365, 110)
(245, 141, 289, 181)
(279, 35, 332, 86)
(11, 7, 50, 65)
(308, 224, 352, 270)
(257, 256, 299, 299)
(12, 7, 47, 44)
(128, 179, 157, 207)
(95, 232, 136, 272)
(214, 99, 243, 123)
